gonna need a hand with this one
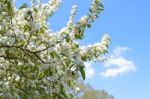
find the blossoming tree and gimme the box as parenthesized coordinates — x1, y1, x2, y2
(0, 0, 110, 98)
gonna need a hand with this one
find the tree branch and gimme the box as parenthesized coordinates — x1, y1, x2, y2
(0, 45, 46, 63)
(34, 34, 70, 53)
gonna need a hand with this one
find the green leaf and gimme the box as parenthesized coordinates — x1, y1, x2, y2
(75, 44, 79, 48)
(67, 80, 71, 87)
(50, 52, 54, 59)
(50, 51, 58, 59)
(7, 0, 13, 15)
(65, 37, 70, 42)
(98, 3, 104, 11)
(79, 65, 86, 80)
(60, 84, 65, 95)
(87, 24, 91, 28)
(33, 8, 38, 12)
(66, 60, 71, 67)
(38, 72, 44, 80)
(23, 25, 30, 32)
(19, 3, 28, 9)
(81, 56, 87, 61)
(89, 9, 93, 13)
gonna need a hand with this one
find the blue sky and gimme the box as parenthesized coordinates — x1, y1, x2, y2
(16, 0, 150, 99)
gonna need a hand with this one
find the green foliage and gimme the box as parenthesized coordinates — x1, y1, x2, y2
(79, 65, 86, 80)
(76, 82, 114, 99)
(19, 3, 28, 9)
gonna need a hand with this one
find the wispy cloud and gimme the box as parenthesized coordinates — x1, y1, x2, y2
(100, 46, 136, 78)
(84, 62, 96, 78)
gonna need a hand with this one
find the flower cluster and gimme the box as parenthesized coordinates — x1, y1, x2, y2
(0, 0, 110, 98)
(80, 34, 110, 61)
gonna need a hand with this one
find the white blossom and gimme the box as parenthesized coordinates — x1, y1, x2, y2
(79, 15, 89, 25)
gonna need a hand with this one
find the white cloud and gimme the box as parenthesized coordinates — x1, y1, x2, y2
(84, 62, 96, 78)
(100, 46, 136, 78)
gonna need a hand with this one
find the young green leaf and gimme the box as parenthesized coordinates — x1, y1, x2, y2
(19, 3, 28, 9)
(79, 65, 86, 80)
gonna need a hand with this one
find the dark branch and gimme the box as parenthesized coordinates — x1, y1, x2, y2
(0, 45, 46, 63)
(34, 34, 70, 53)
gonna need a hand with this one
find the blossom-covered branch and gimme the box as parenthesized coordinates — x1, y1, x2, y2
(0, 0, 110, 98)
